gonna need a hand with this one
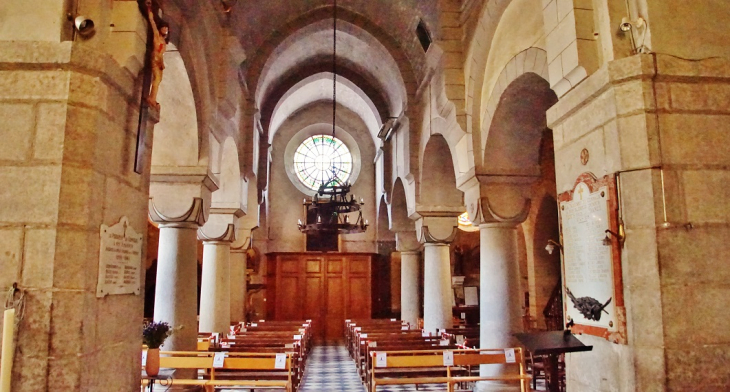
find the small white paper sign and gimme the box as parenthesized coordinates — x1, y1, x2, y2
(390, 318, 397, 321)
(293, 335, 302, 340)
(422, 330, 430, 337)
(440, 339, 450, 346)
(443, 351, 454, 366)
(504, 348, 516, 363)
(306, 319, 312, 322)
(459, 325, 466, 329)
(285, 343, 295, 349)
(345, 319, 351, 322)
(227, 333, 235, 339)
(360, 333, 368, 339)
(213, 352, 226, 368)
(259, 319, 266, 322)
(299, 328, 306, 333)
(354, 327, 361, 332)
(141, 351, 147, 366)
(368, 341, 377, 348)
(456, 335, 465, 345)
(221, 342, 230, 349)
(239, 327, 247, 333)
(275, 353, 287, 369)
(401, 325, 409, 331)
(376, 352, 387, 368)
(460, 312, 466, 319)
(251, 323, 258, 327)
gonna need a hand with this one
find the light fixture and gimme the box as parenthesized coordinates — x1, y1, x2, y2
(545, 239, 563, 255)
(297, 0, 368, 236)
(602, 229, 625, 247)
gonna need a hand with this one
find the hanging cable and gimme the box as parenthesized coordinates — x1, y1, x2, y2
(332, 0, 337, 138)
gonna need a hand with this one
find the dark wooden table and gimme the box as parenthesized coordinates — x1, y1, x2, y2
(514, 331, 592, 392)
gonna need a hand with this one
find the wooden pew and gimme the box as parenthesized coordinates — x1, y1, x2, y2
(369, 347, 531, 392)
(141, 350, 295, 392)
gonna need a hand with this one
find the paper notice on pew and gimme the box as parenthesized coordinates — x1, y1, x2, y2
(504, 348, 516, 363)
(213, 352, 226, 368)
(439, 339, 450, 346)
(375, 352, 387, 368)
(251, 323, 258, 327)
(456, 335, 465, 345)
(368, 341, 377, 348)
(360, 334, 368, 339)
(285, 343, 295, 349)
(422, 330, 430, 337)
(275, 353, 287, 369)
(141, 351, 147, 366)
(443, 351, 454, 366)
(401, 325, 408, 331)
(354, 327, 361, 332)
(299, 328, 306, 333)
(294, 334, 302, 340)
(345, 319, 351, 323)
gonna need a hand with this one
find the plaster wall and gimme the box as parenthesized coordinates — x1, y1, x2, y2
(267, 103, 377, 253)
(0, 40, 152, 391)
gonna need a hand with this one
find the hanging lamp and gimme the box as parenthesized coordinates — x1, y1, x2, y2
(297, 0, 368, 235)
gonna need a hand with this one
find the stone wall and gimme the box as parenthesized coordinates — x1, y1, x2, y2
(548, 53, 730, 391)
(0, 40, 153, 391)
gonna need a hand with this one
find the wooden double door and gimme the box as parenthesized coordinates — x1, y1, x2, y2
(267, 253, 373, 343)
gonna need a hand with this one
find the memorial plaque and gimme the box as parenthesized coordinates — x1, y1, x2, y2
(558, 173, 627, 343)
(96, 216, 143, 297)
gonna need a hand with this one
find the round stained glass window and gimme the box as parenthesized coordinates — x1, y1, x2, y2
(293, 134, 353, 191)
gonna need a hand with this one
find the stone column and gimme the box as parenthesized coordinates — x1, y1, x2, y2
(198, 223, 236, 334)
(149, 198, 206, 352)
(396, 231, 421, 327)
(416, 216, 458, 334)
(478, 222, 522, 391)
(229, 246, 248, 324)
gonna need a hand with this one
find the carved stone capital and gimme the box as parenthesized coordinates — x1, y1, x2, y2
(149, 197, 206, 229)
(462, 173, 533, 226)
(415, 216, 458, 244)
(198, 223, 236, 244)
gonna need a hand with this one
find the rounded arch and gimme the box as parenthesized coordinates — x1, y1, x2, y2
(389, 177, 415, 232)
(212, 137, 243, 210)
(151, 46, 200, 168)
(245, 5, 418, 106)
(377, 195, 394, 242)
(419, 135, 462, 207)
(483, 72, 557, 176)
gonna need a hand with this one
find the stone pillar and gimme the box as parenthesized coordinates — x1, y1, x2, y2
(198, 223, 236, 334)
(229, 246, 248, 324)
(396, 231, 421, 327)
(149, 198, 206, 352)
(400, 251, 420, 327)
(416, 216, 458, 334)
(478, 222, 522, 391)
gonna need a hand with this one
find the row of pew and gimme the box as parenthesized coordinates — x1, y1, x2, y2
(142, 319, 312, 391)
(345, 319, 531, 392)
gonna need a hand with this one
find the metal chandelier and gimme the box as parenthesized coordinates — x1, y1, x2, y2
(297, 0, 368, 235)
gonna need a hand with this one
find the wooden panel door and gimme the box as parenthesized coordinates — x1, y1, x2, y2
(325, 256, 345, 342)
(303, 255, 324, 341)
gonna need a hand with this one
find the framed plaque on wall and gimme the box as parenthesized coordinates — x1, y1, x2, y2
(558, 172, 627, 344)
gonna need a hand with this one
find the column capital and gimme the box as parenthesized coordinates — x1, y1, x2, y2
(461, 173, 532, 226)
(198, 223, 236, 243)
(415, 216, 458, 244)
(149, 197, 206, 228)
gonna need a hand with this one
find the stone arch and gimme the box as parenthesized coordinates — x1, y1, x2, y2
(480, 48, 549, 157)
(211, 137, 243, 211)
(482, 72, 557, 177)
(419, 134, 462, 208)
(245, 5, 419, 106)
(377, 195, 395, 242)
(390, 177, 415, 232)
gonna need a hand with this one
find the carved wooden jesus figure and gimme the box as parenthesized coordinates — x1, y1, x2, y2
(145, 0, 168, 110)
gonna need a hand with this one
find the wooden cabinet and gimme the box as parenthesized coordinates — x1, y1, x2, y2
(266, 253, 375, 343)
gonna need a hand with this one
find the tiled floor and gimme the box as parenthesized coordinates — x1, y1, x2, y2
(299, 345, 448, 392)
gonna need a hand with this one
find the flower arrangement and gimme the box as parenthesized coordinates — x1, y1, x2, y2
(142, 321, 175, 349)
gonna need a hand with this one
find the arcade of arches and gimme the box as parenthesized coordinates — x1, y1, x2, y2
(1, 0, 729, 391)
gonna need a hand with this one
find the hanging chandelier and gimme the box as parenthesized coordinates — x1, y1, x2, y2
(297, 0, 368, 235)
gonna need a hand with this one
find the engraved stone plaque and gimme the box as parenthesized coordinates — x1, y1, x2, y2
(560, 182, 615, 330)
(96, 216, 143, 297)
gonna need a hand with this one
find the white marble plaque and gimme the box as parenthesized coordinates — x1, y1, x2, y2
(96, 216, 143, 297)
(560, 182, 615, 330)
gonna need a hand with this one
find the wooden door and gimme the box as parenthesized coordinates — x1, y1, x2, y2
(269, 253, 373, 343)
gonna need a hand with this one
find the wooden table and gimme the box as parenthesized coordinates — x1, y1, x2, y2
(514, 331, 592, 392)
(141, 369, 175, 392)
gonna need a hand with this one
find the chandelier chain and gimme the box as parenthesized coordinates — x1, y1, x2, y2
(332, 0, 337, 138)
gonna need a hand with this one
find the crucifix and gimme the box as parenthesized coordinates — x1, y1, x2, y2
(134, 0, 167, 174)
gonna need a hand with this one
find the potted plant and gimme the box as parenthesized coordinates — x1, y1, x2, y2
(142, 321, 175, 376)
